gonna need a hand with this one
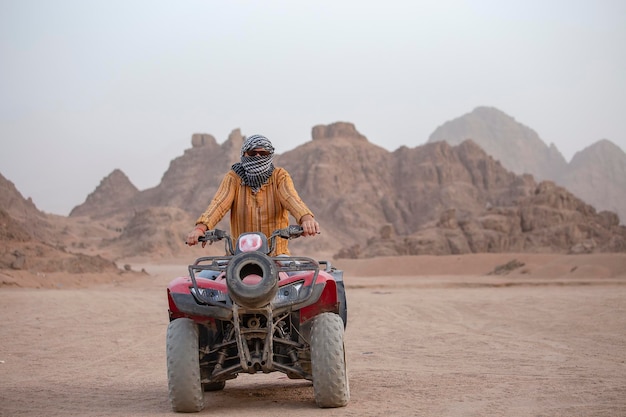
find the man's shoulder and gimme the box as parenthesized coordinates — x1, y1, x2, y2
(222, 170, 244, 186)
(271, 166, 289, 178)
(272, 167, 296, 184)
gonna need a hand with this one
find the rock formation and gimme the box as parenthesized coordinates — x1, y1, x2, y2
(64, 121, 626, 258)
(100, 206, 194, 259)
(69, 169, 139, 218)
(559, 140, 626, 226)
(0, 172, 51, 238)
(1, 173, 123, 274)
(124, 128, 244, 217)
(427, 106, 626, 224)
(428, 106, 568, 180)
(9, 113, 624, 264)
(191, 133, 217, 148)
(336, 180, 626, 258)
(311, 122, 368, 141)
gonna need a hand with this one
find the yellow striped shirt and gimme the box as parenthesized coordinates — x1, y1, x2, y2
(195, 167, 313, 255)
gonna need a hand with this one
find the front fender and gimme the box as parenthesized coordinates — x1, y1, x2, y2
(299, 279, 338, 323)
(167, 276, 232, 321)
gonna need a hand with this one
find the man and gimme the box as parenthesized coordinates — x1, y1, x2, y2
(186, 134, 320, 255)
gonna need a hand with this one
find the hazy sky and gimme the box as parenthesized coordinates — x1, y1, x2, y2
(1, 0, 624, 215)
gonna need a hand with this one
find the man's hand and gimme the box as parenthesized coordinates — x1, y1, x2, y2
(186, 225, 207, 247)
(300, 214, 320, 236)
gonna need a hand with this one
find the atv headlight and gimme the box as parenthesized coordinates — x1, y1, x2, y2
(191, 287, 227, 303)
(273, 280, 307, 306)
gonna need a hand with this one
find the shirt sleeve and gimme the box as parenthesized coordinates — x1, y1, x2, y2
(275, 168, 314, 223)
(195, 171, 238, 229)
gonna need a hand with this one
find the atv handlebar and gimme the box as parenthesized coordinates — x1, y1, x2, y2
(195, 225, 305, 255)
(269, 225, 305, 240)
(197, 225, 304, 243)
(197, 228, 229, 244)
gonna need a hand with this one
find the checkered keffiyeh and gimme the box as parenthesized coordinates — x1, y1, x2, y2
(232, 134, 275, 193)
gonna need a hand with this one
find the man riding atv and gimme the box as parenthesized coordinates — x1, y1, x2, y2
(167, 134, 349, 412)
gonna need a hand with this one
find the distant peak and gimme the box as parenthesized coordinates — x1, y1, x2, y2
(311, 122, 368, 141)
(191, 133, 217, 148)
(69, 169, 139, 217)
(585, 139, 624, 153)
(228, 128, 243, 142)
(471, 105, 507, 115)
(101, 169, 137, 190)
(570, 138, 626, 165)
(107, 168, 132, 181)
(223, 129, 244, 152)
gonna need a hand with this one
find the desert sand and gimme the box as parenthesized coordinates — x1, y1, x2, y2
(1, 253, 625, 416)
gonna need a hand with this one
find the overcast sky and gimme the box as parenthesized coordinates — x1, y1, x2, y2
(1, 0, 624, 215)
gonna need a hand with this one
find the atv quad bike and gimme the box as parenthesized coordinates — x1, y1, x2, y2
(166, 226, 349, 412)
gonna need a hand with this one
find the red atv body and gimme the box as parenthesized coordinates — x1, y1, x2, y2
(166, 226, 349, 412)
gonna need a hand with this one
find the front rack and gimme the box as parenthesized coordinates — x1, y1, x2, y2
(187, 255, 323, 308)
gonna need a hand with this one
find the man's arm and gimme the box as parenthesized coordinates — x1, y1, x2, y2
(186, 172, 237, 246)
(275, 168, 320, 236)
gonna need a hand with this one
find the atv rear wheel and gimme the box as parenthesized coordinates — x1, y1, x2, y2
(166, 318, 204, 412)
(310, 312, 350, 408)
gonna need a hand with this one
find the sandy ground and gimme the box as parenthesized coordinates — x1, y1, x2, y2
(1, 253, 625, 417)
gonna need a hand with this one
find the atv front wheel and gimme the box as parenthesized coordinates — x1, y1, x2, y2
(166, 318, 204, 412)
(310, 312, 350, 408)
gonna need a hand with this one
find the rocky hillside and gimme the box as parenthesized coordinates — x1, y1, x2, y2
(68, 130, 244, 224)
(428, 106, 568, 180)
(559, 140, 626, 223)
(137, 130, 244, 216)
(100, 206, 195, 259)
(69, 169, 139, 218)
(427, 106, 626, 223)
(277, 129, 537, 245)
(68, 122, 626, 258)
(0, 172, 51, 238)
(336, 181, 625, 259)
(0, 173, 122, 276)
(3, 113, 626, 268)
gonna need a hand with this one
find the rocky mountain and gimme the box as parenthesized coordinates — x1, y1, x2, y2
(0, 172, 52, 240)
(138, 130, 244, 215)
(559, 140, 626, 223)
(100, 206, 195, 259)
(428, 106, 568, 180)
(69, 169, 139, 218)
(67, 122, 626, 258)
(68, 130, 244, 224)
(277, 129, 536, 243)
(5, 111, 623, 269)
(337, 181, 625, 258)
(428, 106, 626, 223)
(0, 173, 50, 234)
(0, 173, 121, 275)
